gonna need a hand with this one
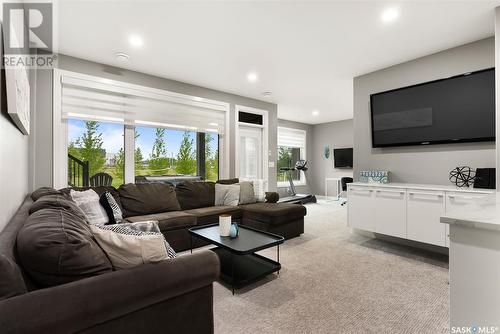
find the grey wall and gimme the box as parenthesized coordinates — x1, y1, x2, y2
(276, 119, 313, 197)
(310, 119, 354, 195)
(0, 22, 35, 229)
(353, 37, 495, 185)
(32, 54, 279, 191)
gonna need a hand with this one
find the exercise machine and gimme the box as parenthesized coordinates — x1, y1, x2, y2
(278, 160, 317, 204)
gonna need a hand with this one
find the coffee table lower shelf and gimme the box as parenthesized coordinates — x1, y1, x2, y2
(211, 247, 280, 293)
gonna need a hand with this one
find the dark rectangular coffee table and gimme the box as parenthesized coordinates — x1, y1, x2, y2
(189, 223, 284, 294)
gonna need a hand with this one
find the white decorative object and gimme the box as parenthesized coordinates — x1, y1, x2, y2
(5, 63, 30, 135)
(219, 215, 232, 237)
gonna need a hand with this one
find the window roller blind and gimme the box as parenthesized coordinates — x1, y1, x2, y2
(60, 75, 226, 134)
(278, 127, 306, 148)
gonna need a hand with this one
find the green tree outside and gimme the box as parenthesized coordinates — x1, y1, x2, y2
(205, 133, 218, 181)
(68, 121, 106, 178)
(148, 128, 168, 175)
(176, 131, 196, 175)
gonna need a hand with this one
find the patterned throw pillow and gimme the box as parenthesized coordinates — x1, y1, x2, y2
(90, 222, 176, 270)
(99, 192, 123, 224)
(70, 189, 109, 225)
(251, 179, 268, 202)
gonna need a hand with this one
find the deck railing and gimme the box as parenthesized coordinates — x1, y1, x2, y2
(68, 154, 89, 187)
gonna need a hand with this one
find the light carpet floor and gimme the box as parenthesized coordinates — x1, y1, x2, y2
(211, 202, 449, 334)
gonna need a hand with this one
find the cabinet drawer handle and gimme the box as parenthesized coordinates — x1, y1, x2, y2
(376, 190, 404, 195)
(408, 192, 443, 197)
(448, 195, 480, 200)
(349, 188, 372, 192)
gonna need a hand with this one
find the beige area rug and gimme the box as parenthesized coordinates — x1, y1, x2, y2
(212, 203, 449, 334)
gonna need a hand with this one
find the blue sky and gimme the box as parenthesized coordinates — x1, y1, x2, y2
(68, 119, 217, 158)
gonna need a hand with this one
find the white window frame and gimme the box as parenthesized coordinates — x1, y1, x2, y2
(53, 69, 230, 188)
(277, 126, 307, 188)
(234, 105, 269, 187)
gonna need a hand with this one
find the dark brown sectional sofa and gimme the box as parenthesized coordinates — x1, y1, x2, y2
(0, 195, 219, 334)
(0, 180, 306, 333)
(116, 181, 307, 251)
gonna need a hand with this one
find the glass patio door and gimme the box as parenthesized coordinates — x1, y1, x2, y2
(239, 126, 263, 179)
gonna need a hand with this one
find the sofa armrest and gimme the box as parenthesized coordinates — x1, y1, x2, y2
(265, 192, 280, 203)
(0, 250, 219, 334)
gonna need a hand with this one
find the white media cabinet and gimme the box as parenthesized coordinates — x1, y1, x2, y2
(347, 182, 493, 248)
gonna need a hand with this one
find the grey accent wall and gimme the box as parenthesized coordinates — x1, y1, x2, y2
(0, 22, 33, 229)
(276, 119, 313, 197)
(353, 37, 495, 185)
(310, 119, 354, 195)
(32, 54, 278, 191)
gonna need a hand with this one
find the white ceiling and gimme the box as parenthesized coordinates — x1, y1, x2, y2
(56, 1, 500, 124)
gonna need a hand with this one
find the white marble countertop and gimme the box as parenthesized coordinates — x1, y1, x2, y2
(348, 182, 494, 194)
(441, 193, 500, 232)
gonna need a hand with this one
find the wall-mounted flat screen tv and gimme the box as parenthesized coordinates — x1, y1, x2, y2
(334, 148, 353, 168)
(370, 68, 495, 148)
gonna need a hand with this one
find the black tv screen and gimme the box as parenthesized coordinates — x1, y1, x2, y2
(370, 68, 495, 148)
(334, 148, 353, 168)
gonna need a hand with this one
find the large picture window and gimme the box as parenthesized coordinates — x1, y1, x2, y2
(67, 119, 124, 188)
(55, 70, 229, 189)
(134, 127, 219, 181)
(277, 127, 306, 186)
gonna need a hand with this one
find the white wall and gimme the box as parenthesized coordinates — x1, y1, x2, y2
(354, 37, 495, 185)
(310, 119, 354, 195)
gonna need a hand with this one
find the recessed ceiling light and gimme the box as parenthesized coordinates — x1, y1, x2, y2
(312, 110, 319, 116)
(209, 122, 219, 126)
(115, 52, 130, 61)
(129, 34, 143, 48)
(381, 7, 399, 23)
(262, 91, 272, 97)
(247, 72, 258, 82)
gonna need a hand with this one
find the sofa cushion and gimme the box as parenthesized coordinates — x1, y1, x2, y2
(184, 206, 243, 225)
(216, 178, 239, 185)
(70, 189, 109, 225)
(118, 183, 181, 217)
(29, 194, 82, 215)
(31, 187, 63, 201)
(175, 181, 215, 210)
(240, 203, 307, 225)
(100, 191, 123, 224)
(90, 222, 175, 270)
(238, 181, 257, 204)
(0, 255, 27, 300)
(126, 211, 197, 232)
(215, 184, 240, 206)
(16, 207, 113, 288)
(60, 186, 123, 212)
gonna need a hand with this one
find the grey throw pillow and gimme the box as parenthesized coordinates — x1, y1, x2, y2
(215, 184, 240, 206)
(238, 181, 256, 204)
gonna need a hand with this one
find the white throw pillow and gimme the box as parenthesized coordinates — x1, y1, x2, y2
(70, 189, 109, 225)
(215, 184, 240, 206)
(251, 179, 268, 202)
(90, 222, 175, 270)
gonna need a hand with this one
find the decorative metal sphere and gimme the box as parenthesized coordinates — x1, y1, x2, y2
(449, 166, 476, 188)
